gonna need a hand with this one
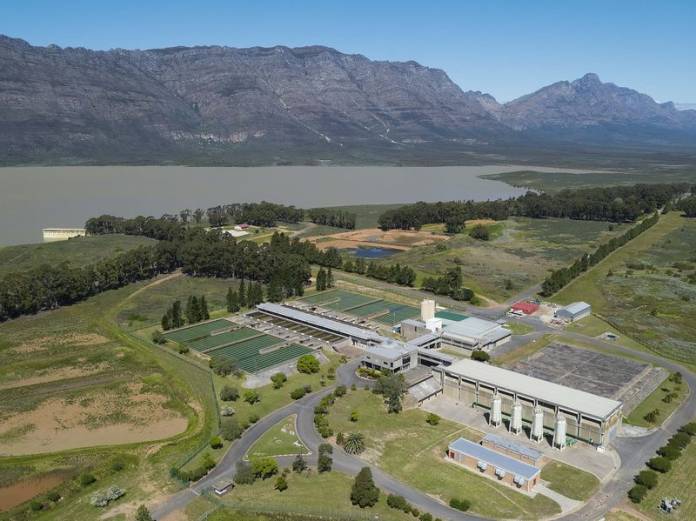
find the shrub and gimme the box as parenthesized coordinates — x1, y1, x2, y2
(80, 473, 96, 487)
(319, 443, 333, 455)
(336, 432, 345, 445)
(290, 387, 307, 400)
(679, 422, 696, 436)
(426, 413, 440, 426)
(670, 432, 691, 449)
(220, 385, 240, 402)
(271, 372, 287, 389)
(210, 435, 223, 449)
(110, 458, 125, 472)
(469, 225, 490, 241)
(235, 461, 256, 485)
(647, 456, 671, 473)
(449, 498, 470, 511)
(47, 491, 61, 502)
(643, 409, 660, 423)
(221, 417, 244, 441)
(151, 330, 166, 344)
(275, 475, 288, 491)
(243, 390, 260, 404)
(211, 357, 237, 376)
(411, 508, 420, 517)
(292, 454, 307, 473)
(135, 505, 155, 521)
(635, 470, 658, 489)
(252, 457, 279, 479)
(334, 385, 347, 397)
(344, 433, 366, 455)
(177, 345, 189, 354)
(29, 500, 43, 511)
(387, 494, 410, 511)
(350, 410, 359, 422)
(318, 453, 332, 473)
(657, 445, 681, 460)
(248, 413, 260, 424)
(297, 355, 320, 374)
(351, 467, 379, 508)
(471, 349, 490, 362)
(628, 484, 647, 503)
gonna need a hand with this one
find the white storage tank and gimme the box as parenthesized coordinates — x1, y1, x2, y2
(510, 402, 522, 434)
(421, 299, 436, 321)
(531, 405, 544, 443)
(490, 395, 502, 427)
(553, 415, 567, 450)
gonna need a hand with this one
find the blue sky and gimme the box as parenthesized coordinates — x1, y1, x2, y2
(2, 0, 694, 103)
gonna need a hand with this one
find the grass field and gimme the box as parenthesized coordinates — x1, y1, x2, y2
(247, 415, 308, 458)
(327, 390, 560, 520)
(553, 212, 696, 367)
(624, 375, 688, 427)
(216, 470, 410, 521)
(117, 274, 240, 329)
(638, 438, 696, 520)
(384, 217, 630, 302)
(604, 511, 644, 521)
(0, 235, 156, 276)
(539, 461, 599, 501)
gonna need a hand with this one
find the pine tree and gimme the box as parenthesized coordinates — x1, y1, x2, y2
(239, 279, 247, 308)
(161, 313, 171, 331)
(200, 295, 209, 320)
(267, 278, 283, 302)
(327, 266, 334, 288)
(316, 268, 327, 291)
(229, 290, 240, 312)
(350, 467, 379, 508)
(226, 287, 234, 312)
(253, 282, 264, 305)
(172, 300, 183, 328)
(185, 296, 195, 324)
(190, 295, 201, 323)
(135, 505, 154, 521)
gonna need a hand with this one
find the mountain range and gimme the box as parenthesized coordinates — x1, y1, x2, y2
(1, 34, 695, 166)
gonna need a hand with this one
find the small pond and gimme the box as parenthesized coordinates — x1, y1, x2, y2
(343, 247, 402, 259)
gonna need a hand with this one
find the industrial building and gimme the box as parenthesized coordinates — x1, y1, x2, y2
(447, 437, 541, 492)
(401, 300, 511, 352)
(361, 340, 418, 374)
(434, 359, 623, 447)
(42, 227, 86, 242)
(555, 302, 591, 322)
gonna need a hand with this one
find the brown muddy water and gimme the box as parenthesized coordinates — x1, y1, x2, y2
(0, 469, 72, 512)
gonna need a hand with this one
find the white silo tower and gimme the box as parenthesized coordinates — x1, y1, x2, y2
(531, 405, 544, 443)
(553, 415, 567, 450)
(510, 402, 522, 435)
(490, 395, 502, 427)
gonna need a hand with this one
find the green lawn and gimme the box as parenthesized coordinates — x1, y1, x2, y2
(503, 321, 535, 336)
(625, 375, 689, 427)
(566, 315, 647, 351)
(0, 235, 156, 276)
(638, 437, 696, 520)
(553, 212, 696, 367)
(327, 390, 560, 520)
(247, 415, 308, 458)
(539, 460, 600, 501)
(493, 335, 554, 367)
(217, 470, 410, 521)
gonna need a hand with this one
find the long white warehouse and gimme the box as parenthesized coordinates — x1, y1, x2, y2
(434, 359, 623, 446)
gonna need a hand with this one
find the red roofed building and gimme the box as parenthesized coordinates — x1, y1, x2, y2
(510, 301, 539, 315)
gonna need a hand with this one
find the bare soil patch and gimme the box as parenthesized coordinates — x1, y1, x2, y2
(0, 384, 187, 455)
(12, 333, 110, 354)
(310, 227, 449, 251)
(0, 362, 111, 390)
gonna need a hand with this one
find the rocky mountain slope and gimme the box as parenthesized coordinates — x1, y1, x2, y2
(1, 35, 694, 165)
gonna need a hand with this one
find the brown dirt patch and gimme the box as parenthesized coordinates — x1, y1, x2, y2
(466, 219, 496, 227)
(12, 333, 110, 354)
(0, 362, 111, 390)
(310, 227, 449, 251)
(0, 385, 187, 455)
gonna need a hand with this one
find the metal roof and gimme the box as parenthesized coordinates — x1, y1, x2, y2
(482, 433, 543, 462)
(559, 302, 591, 315)
(449, 437, 540, 480)
(363, 342, 417, 361)
(443, 359, 622, 420)
(443, 317, 507, 341)
(257, 303, 381, 342)
(406, 333, 440, 347)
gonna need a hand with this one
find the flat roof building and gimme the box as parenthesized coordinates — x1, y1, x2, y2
(435, 359, 622, 447)
(447, 437, 541, 492)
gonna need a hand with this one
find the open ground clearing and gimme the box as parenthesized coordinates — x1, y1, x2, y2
(539, 461, 599, 501)
(309, 227, 449, 252)
(624, 375, 688, 427)
(553, 212, 696, 367)
(384, 217, 629, 302)
(327, 389, 561, 520)
(0, 235, 155, 276)
(247, 415, 308, 458)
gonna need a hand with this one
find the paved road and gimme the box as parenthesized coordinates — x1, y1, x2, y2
(152, 326, 695, 521)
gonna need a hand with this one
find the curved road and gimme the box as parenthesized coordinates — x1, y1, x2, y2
(153, 331, 696, 521)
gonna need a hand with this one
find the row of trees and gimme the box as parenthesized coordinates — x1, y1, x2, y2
(422, 266, 474, 301)
(377, 184, 690, 231)
(342, 257, 416, 287)
(306, 208, 357, 229)
(541, 212, 660, 296)
(315, 267, 335, 291)
(628, 422, 696, 503)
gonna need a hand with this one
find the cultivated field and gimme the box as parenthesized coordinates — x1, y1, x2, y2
(386, 217, 630, 302)
(554, 212, 696, 367)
